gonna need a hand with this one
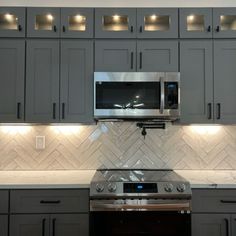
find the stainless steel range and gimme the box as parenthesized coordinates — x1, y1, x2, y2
(90, 169, 192, 236)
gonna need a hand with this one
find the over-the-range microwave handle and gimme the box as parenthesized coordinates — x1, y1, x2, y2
(160, 77, 165, 114)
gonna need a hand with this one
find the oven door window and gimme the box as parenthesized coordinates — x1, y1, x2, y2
(164, 82, 179, 109)
(90, 211, 191, 236)
(96, 82, 160, 109)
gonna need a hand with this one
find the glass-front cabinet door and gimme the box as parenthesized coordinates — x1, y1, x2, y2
(179, 8, 213, 38)
(61, 8, 93, 38)
(137, 8, 178, 38)
(0, 7, 25, 37)
(213, 8, 236, 38)
(27, 8, 60, 37)
(95, 8, 136, 38)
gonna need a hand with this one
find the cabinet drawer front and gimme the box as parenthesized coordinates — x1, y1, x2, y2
(193, 189, 236, 213)
(10, 189, 89, 213)
(0, 191, 9, 213)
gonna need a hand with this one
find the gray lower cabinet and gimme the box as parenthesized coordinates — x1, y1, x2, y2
(192, 214, 230, 236)
(180, 40, 213, 123)
(51, 214, 89, 236)
(137, 40, 178, 72)
(214, 40, 236, 124)
(26, 40, 60, 122)
(0, 40, 25, 122)
(60, 40, 94, 123)
(0, 215, 8, 236)
(95, 40, 136, 72)
(10, 215, 50, 236)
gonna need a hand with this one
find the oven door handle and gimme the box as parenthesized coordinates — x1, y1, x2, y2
(160, 77, 165, 114)
(90, 202, 191, 212)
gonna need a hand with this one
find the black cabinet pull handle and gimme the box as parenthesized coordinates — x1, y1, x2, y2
(139, 26, 143, 33)
(130, 26, 134, 33)
(53, 25, 57, 32)
(53, 103, 56, 120)
(42, 218, 46, 236)
(40, 200, 61, 204)
(139, 52, 143, 69)
(131, 52, 134, 69)
(17, 102, 21, 119)
(62, 25, 66, 32)
(207, 25, 211, 32)
(217, 103, 221, 120)
(221, 200, 236, 204)
(216, 25, 220, 32)
(62, 103, 65, 119)
(224, 218, 229, 236)
(52, 218, 56, 236)
(18, 25, 22, 31)
(207, 103, 212, 120)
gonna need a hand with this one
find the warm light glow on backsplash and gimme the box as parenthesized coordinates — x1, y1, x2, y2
(50, 126, 84, 135)
(1, 126, 32, 135)
(189, 125, 222, 135)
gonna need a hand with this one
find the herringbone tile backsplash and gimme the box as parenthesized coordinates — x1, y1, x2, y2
(0, 123, 236, 170)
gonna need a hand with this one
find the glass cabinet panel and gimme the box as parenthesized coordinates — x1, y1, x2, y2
(35, 14, 54, 30)
(220, 15, 236, 30)
(144, 15, 170, 31)
(0, 13, 18, 30)
(68, 15, 86, 31)
(102, 15, 129, 31)
(187, 15, 205, 31)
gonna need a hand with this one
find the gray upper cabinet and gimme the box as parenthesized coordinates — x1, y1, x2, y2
(0, 216, 7, 236)
(95, 40, 136, 71)
(137, 8, 178, 38)
(60, 40, 94, 123)
(26, 40, 60, 122)
(214, 40, 236, 124)
(180, 40, 213, 124)
(0, 40, 25, 122)
(213, 8, 236, 38)
(0, 7, 25, 37)
(27, 8, 60, 38)
(192, 214, 231, 236)
(137, 40, 178, 72)
(179, 8, 213, 38)
(60, 8, 94, 38)
(95, 8, 136, 38)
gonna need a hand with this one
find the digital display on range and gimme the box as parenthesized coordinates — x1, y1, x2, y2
(123, 183, 158, 193)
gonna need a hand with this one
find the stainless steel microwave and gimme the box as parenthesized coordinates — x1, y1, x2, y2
(94, 72, 180, 119)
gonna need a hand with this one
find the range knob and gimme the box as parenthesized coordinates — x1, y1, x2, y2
(108, 183, 117, 192)
(164, 183, 174, 192)
(96, 183, 104, 193)
(177, 183, 186, 193)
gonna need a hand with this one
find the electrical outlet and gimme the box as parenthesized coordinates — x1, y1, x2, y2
(36, 136, 45, 150)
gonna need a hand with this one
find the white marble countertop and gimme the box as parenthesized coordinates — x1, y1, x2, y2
(0, 170, 96, 189)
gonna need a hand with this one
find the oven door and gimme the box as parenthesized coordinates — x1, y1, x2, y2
(90, 199, 191, 236)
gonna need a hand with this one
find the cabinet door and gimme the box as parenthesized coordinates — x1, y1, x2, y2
(95, 40, 136, 72)
(60, 40, 94, 123)
(232, 214, 236, 236)
(95, 8, 136, 38)
(192, 214, 230, 236)
(50, 214, 89, 236)
(27, 8, 60, 38)
(0, 215, 8, 236)
(26, 40, 60, 122)
(180, 40, 213, 124)
(0, 7, 25, 37)
(137, 8, 178, 38)
(213, 8, 236, 38)
(61, 8, 93, 38)
(137, 40, 178, 72)
(179, 8, 213, 38)
(0, 40, 25, 122)
(10, 215, 50, 236)
(214, 40, 236, 124)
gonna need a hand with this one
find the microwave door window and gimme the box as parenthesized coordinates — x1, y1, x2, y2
(164, 82, 178, 109)
(96, 82, 160, 109)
